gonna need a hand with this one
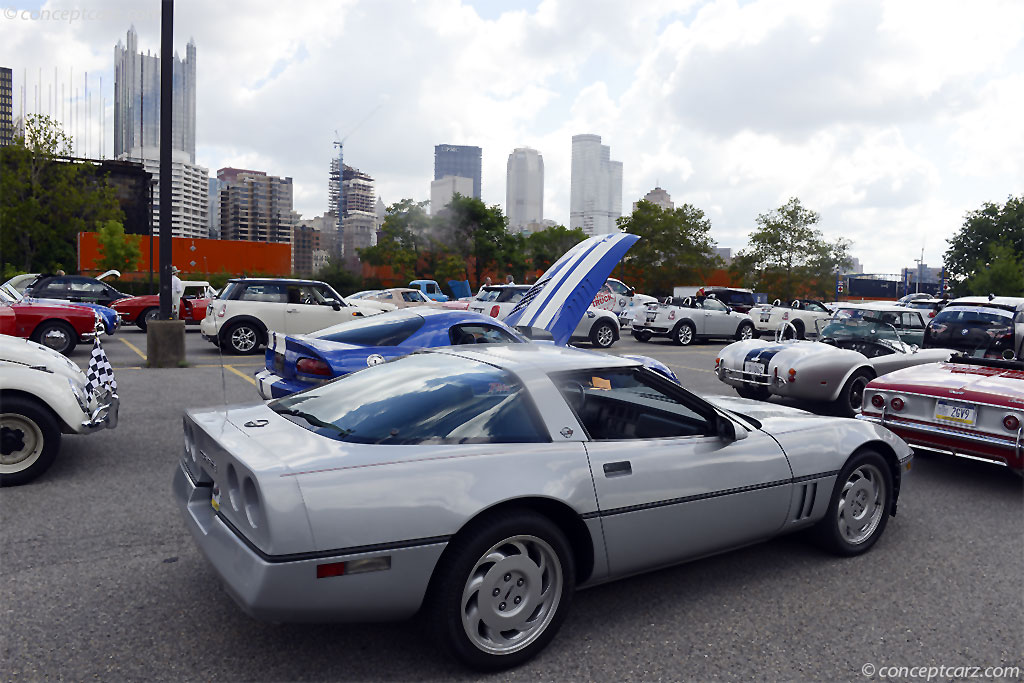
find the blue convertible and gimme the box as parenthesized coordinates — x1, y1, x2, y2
(256, 233, 669, 399)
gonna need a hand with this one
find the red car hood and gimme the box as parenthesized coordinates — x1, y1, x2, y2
(870, 361, 1024, 404)
(112, 294, 156, 308)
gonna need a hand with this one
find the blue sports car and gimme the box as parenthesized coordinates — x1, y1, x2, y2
(256, 233, 662, 399)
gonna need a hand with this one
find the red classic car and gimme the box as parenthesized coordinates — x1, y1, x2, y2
(0, 288, 100, 355)
(860, 354, 1024, 472)
(113, 281, 215, 331)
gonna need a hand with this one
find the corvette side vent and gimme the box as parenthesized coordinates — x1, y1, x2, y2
(793, 482, 818, 521)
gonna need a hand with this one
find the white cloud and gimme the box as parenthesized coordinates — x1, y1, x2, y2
(1, 0, 1021, 273)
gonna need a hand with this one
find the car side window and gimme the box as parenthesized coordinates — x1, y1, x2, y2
(69, 279, 105, 295)
(39, 278, 69, 296)
(240, 284, 286, 303)
(703, 299, 728, 312)
(552, 368, 713, 440)
(450, 324, 520, 345)
(901, 312, 924, 329)
(426, 282, 438, 294)
(608, 280, 628, 295)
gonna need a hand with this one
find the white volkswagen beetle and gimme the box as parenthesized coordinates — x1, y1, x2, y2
(0, 334, 119, 485)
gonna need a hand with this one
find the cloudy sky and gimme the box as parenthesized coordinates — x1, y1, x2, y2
(3, 0, 1022, 273)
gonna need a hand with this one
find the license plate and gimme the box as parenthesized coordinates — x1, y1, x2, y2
(744, 361, 766, 375)
(760, 314, 770, 323)
(646, 312, 657, 322)
(934, 399, 977, 426)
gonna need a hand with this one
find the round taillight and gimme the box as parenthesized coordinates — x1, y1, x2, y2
(490, 305, 500, 318)
(668, 310, 676, 320)
(890, 397, 905, 412)
(1004, 415, 1021, 431)
(870, 395, 885, 409)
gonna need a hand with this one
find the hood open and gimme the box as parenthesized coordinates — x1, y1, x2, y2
(503, 233, 639, 346)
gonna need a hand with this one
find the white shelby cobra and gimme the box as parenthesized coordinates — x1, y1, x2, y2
(716, 318, 953, 417)
(0, 334, 119, 485)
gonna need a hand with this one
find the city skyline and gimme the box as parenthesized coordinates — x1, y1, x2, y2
(569, 133, 622, 235)
(2, 0, 1022, 273)
(506, 147, 544, 231)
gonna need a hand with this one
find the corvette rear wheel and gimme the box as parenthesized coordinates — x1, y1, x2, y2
(427, 510, 574, 671)
(0, 397, 61, 487)
(672, 321, 696, 346)
(590, 321, 616, 348)
(813, 449, 892, 556)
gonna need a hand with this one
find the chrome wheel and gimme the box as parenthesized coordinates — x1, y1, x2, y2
(37, 323, 73, 354)
(592, 322, 615, 348)
(676, 323, 694, 346)
(0, 414, 44, 472)
(460, 534, 563, 656)
(836, 464, 886, 545)
(738, 323, 753, 341)
(846, 374, 869, 413)
(229, 324, 258, 353)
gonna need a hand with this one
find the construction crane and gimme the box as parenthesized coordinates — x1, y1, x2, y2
(332, 104, 384, 258)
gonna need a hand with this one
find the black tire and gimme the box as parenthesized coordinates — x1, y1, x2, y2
(426, 510, 575, 671)
(30, 320, 77, 355)
(735, 322, 755, 341)
(589, 320, 616, 348)
(792, 320, 805, 340)
(222, 321, 263, 355)
(735, 384, 771, 401)
(631, 330, 652, 343)
(837, 369, 873, 417)
(0, 396, 62, 487)
(672, 321, 696, 346)
(136, 307, 159, 331)
(812, 449, 893, 556)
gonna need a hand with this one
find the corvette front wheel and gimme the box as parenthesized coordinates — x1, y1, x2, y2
(813, 449, 892, 556)
(427, 510, 575, 671)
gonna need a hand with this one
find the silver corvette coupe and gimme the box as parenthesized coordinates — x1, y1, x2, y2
(174, 344, 912, 670)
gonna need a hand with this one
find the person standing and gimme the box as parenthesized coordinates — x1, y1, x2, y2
(505, 274, 515, 285)
(170, 266, 184, 320)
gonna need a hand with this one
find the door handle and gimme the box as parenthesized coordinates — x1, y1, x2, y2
(603, 461, 632, 477)
(286, 308, 298, 313)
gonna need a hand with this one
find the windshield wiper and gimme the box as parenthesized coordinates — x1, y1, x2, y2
(274, 408, 353, 437)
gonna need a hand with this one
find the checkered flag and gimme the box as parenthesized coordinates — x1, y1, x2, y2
(85, 336, 117, 398)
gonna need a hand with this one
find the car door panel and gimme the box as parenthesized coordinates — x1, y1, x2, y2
(586, 430, 792, 578)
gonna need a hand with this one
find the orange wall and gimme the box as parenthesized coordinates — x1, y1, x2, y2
(78, 232, 292, 277)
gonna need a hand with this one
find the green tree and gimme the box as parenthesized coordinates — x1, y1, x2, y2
(315, 256, 365, 296)
(959, 241, 1024, 297)
(944, 196, 1023, 294)
(435, 194, 510, 285)
(732, 197, 851, 301)
(526, 225, 587, 273)
(0, 114, 123, 272)
(357, 199, 429, 282)
(94, 220, 141, 273)
(615, 200, 721, 296)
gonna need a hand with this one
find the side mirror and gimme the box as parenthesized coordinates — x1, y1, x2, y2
(715, 415, 747, 442)
(331, 301, 341, 311)
(627, 287, 635, 297)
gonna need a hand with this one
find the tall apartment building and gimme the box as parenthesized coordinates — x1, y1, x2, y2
(341, 165, 377, 270)
(207, 176, 225, 239)
(120, 148, 208, 238)
(218, 168, 295, 244)
(0, 67, 13, 147)
(434, 144, 481, 199)
(633, 186, 673, 212)
(506, 147, 544, 231)
(114, 27, 197, 163)
(569, 134, 623, 235)
(431, 175, 473, 215)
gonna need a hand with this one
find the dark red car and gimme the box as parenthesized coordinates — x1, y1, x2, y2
(113, 280, 215, 330)
(0, 288, 100, 355)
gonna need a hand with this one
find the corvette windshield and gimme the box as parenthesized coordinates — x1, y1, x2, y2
(270, 353, 547, 445)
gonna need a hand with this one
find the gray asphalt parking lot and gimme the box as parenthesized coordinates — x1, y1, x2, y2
(2, 328, 1021, 681)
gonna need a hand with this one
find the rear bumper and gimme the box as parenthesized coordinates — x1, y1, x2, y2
(859, 413, 1022, 470)
(173, 462, 446, 622)
(254, 369, 309, 400)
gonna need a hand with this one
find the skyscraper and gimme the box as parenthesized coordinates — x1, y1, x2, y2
(114, 27, 196, 163)
(341, 164, 377, 271)
(434, 144, 481, 199)
(218, 168, 295, 244)
(431, 176, 473, 215)
(633, 186, 673, 212)
(506, 147, 543, 231)
(569, 134, 623, 235)
(0, 67, 13, 147)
